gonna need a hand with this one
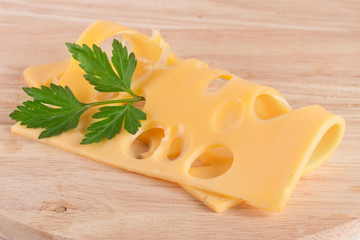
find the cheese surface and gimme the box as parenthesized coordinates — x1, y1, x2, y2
(12, 20, 345, 212)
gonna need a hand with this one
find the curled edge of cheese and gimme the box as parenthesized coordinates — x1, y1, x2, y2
(12, 20, 346, 213)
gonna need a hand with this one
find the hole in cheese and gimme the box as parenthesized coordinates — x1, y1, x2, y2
(189, 146, 233, 179)
(212, 99, 244, 132)
(254, 93, 290, 119)
(305, 123, 343, 173)
(206, 75, 232, 93)
(167, 137, 183, 160)
(130, 128, 165, 159)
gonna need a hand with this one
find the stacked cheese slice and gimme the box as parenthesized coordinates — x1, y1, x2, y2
(12, 20, 345, 212)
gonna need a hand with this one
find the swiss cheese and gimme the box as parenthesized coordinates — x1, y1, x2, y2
(12, 20, 345, 212)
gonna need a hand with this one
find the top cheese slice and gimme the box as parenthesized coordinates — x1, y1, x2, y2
(12, 20, 345, 212)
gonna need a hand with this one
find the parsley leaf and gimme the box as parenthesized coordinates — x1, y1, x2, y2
(11, 40, 146, 144)
(111, 39, 137, 92)
(81, 104, 146, 144)
(10, 84, 90, 138)
(66, 39, 137, 97)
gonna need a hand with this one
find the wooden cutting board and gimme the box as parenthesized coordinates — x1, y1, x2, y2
(1, 0, 359, 239)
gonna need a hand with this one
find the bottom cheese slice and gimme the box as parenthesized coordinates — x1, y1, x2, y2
(12, 20, 346, 212)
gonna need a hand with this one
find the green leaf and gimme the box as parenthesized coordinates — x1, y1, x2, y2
(9, 84, 89, 138)
(23, 83, 84, 107)
(81, 104, 146, 144)
(111, 39, 137, 91)
(11, 40, 146, 144)
(66, 39, 137, 95)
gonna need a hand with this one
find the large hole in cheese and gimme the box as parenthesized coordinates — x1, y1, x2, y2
(254, 93, 290, 119)
(130, 128, 165, 159)
(189, 146, 233, 179)
(305, 123, 342, 173)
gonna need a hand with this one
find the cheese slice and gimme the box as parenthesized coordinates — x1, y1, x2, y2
(20, 59, 241, 213)
(12, 20, 345, 212)
(20, 20, 241, 212)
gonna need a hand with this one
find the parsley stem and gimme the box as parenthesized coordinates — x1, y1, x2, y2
(87, 96, 145, 107)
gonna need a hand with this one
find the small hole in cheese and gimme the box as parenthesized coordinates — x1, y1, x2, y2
(130, 128, 165, 159)
(206, 75, 232, 93)
(189, 145, 233, 179)
(254, 93, 290, 120)
(167, 137, 183, 160)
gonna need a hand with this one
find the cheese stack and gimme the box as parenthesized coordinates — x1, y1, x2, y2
(12, 20, 345, 212)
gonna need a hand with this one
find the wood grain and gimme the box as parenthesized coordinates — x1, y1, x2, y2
(1, 0, 360, 239)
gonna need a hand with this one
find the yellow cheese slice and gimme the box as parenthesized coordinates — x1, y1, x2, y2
(12, 20, 345, 212)
(22, 60, 241, 213)
(20, 20, 240, 212)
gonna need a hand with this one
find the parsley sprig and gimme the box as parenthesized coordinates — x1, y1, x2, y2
(10, 39, 146, 144)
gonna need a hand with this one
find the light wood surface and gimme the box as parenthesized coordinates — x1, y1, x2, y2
(1, 0, 360, 239)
